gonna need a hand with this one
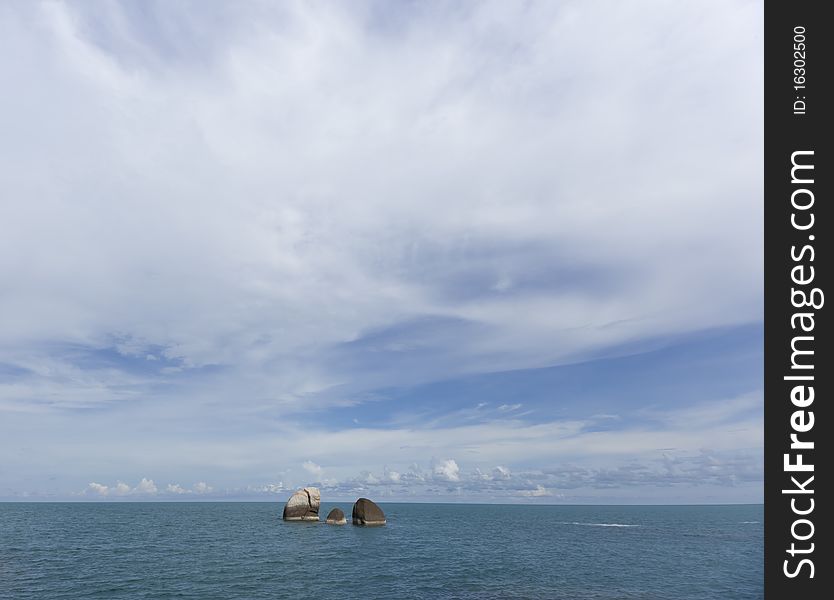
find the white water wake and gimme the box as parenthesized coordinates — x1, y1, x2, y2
(560, 522, 639, 527)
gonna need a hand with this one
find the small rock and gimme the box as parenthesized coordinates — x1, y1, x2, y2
(325, 507, 346, 525)
(352, 498, 386, 526)
(282, 487, 320, 521)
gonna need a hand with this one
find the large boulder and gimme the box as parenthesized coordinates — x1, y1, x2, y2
(282, 487, 320, 521)
(325, 507, 347, 525)
(352, 498, 386, 526)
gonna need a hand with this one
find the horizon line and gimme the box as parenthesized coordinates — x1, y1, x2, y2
(0, 499, 764, 507)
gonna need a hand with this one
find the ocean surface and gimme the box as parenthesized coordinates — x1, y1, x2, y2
(0, 502, 762, 599)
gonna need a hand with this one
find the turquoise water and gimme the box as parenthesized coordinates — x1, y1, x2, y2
(0, 502, 762, 599)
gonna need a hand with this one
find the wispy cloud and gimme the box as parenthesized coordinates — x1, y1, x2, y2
(302, 461, 323, 476)
(0, 1, 762, 502)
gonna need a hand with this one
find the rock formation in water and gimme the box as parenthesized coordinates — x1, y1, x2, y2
(351, 497, 386, 526)
(325, 507, 347, 525)
(282, 487, 320, 521)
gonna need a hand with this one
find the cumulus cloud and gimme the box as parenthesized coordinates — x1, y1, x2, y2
(193, 482, 212, 494)
(134, 478, 158, 494)
(432, 459, 461, 482)
(86, 482, 109, 496)
(71, 440, 761, 503)
(113, 482, 132, 496)
(84, 478, 157, 497)
(307, 449, 761, 502)
(158, 482, 214, 495)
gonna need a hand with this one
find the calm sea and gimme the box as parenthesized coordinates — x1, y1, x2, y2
(0, 502, 762, 599)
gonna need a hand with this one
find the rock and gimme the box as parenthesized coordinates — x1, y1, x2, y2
(352, 498, 386, 526)
(282, 487, 320, 521)
(325, 507, 347, 525)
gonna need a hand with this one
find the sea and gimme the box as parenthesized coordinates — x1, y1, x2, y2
(0, 502, 762, 599)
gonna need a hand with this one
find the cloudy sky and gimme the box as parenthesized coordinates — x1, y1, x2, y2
(0, 1, 762, 503)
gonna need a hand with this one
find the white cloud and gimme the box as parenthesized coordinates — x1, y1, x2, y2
(521, 485, 551, 497)
(158, 482, 217, 495)
(474, 466, 512, 481)
(0, 1, 763, 502)
(432, 458, 461, 482)
(193, 481, 212, 494)
(249, 482, 284, 494)
(87, 482, 109, 496)
(113, 482, 131, 496)
(58, 395, 761, 499)
(84, 478, 157, 497)
(302, 461, 323, 476)
(0, 0, 762, 413)
(134, 478, 158, 494)
(643, 392, 762, 429)
(69, 439, 761, 502)
(493, 466, 511, 479)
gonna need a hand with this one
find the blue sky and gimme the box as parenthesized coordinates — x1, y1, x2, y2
(0, 1, 762, 503)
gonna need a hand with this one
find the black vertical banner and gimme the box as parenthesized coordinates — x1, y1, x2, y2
(765, 1, 830, 598)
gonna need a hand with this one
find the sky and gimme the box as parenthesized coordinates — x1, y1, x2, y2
(0, 0, 763, 503)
